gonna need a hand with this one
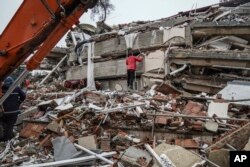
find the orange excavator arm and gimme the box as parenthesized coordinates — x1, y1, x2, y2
(0, 0, 97, 80)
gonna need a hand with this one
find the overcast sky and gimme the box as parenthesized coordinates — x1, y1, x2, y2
(0, 0, 219, 46)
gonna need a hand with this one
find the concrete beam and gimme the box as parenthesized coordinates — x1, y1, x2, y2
(192, 22, 250, 39)
(169, 49, 250, 68)
(192, 21, 250, 28)
(66, 58, 143, 80)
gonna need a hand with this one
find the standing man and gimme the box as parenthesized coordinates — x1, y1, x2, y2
(126, 49, 144, 90)
(0, 77, 26, 141)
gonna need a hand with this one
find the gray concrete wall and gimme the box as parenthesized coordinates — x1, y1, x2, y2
(95, 37, 127, 58)
(134, 30, 163, 49)
(66, 58, 143, 80)
(100, 78, 143, 91)
(65, 17, 192, 90)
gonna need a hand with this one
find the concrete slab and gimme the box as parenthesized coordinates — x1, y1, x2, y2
(78, 135, 97, 150)
(152, 143, 203, 167)
(208, 101, 229, 123)
(163, 27, 185, 43)
(169, 49, 250, 69)
(134, 30, 163, 49)
(209, 41, 232, 50)
(208, 149, 230, 167)
(217, 80, 250, 106)
(145, 50, 164, 72)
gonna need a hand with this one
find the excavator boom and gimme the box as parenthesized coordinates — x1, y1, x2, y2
(0, 0, 97, 80)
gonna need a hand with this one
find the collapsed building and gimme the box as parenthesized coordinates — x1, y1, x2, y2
(63, 0, 250, 95)
(1, 0, 250, 167)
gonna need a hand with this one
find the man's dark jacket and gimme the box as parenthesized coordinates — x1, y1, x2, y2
(2, 80, 26, 114)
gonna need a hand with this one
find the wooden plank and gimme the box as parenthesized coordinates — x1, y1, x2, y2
(208, 122, 250, 150)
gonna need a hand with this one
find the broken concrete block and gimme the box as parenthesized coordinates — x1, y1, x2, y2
(78, 135, 97, 150)
(152, 143, 203, 167)
(205, 120, 219, 133)
(208, 101, 229, 123)
(47, 121, 61, 134)
(121, 146, 152, 167)
(208, 149, 230, 167)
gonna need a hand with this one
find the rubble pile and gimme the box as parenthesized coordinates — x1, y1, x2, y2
(0, 82, 250, 167)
